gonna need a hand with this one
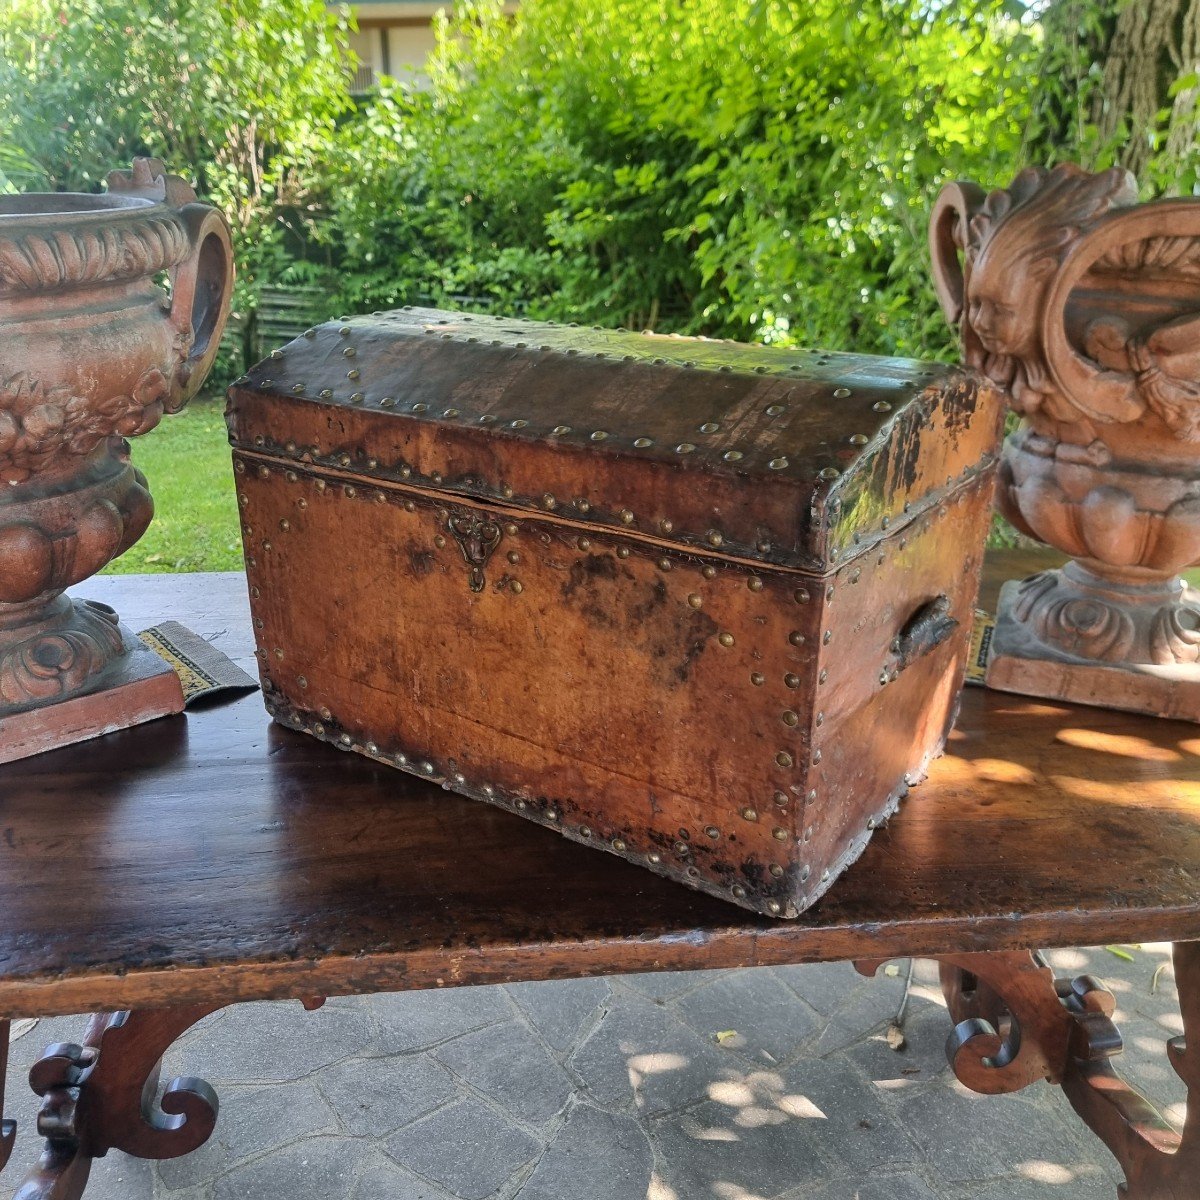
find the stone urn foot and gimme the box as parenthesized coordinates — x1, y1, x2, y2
(0, 159, 233, 762)
(989, 563, 1200, 721)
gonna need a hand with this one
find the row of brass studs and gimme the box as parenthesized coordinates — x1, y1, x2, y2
(260, 693, 788, 915)
(245, 472, 806, 898)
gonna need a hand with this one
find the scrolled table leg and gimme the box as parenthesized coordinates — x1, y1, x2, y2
(2, 1018, 16, 1171)
(14, 1002, 226, 1200)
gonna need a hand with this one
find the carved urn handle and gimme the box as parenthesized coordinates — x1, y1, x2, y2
(107, 158, 235, 413)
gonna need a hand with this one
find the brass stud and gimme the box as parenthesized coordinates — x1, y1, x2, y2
(705, 825, 720, 839)
(279, 519, 291, 532)
(315, 479, 327, 492)
(676, 443, 696, 455)
(660, 518, 674, 533)
(304, 329, 316, 339)
(768, 457, 789, 470)
(591, 430, 608, 441)
(349, 391, 364, 403)
(849, 433, 869, 446)
(747, 577, 763, 592)
(769, 864, 784, 879)
(750, 671, 764, 685)
(821, 869, 831, 883)
(674, 840, 689, 855)
(707, 530, 724, 547)
(319, 706, 332, 720)
(688, 594, 703, 609)
(873, 400, 892, 412)
(404, 500, 416, 512)
(765, 404, 785, 416)
(766, 899, 781, 914)
(774, 790, 788, 805)
(826, 585, 835, 600)
(724, 450, 743, 462)
(443, 407, 460, 418)
(687, 866, 699, 877)
(823, 630, 832, 645)
(576, 499, 591, 513)
(633, 437, 653, 448)
(298, 498, 308, 509)
(785, 673, 800, 688)
(789, 631, 805, 646)
(551, 425, 571, 436)
(818, 466, 840, 481)
(412, 403, 428, 413)
(235, 461, 245, 474)
(580, 826, 592, 839)
(833, 386, 851, 398)
(453, 772, 466, 785)
(801, 865, 811, 882)
(795, 589, 810, 604)
(807, 789, 818, 803)
(483, 785, 495, 797)
(342, 346, 356, 358)
(648, 852, 662, 864)
(258, 465, 270, 479)
(773, 827, 788, 841)
(347, 369, 361, 381)
(658, 558, 671, 571)
(543, 493, 557, 509)
(270, 348, 284, 360)
(434, 534, 445, 548)
(285, 470, 298, 483)
(718, 632, 735, 647)
(619, 509, 634, 524)
(612, 838, 627, 851)
(812, 749, 823, 764)
(431, 472, 443, 484)
(578, 538, 591, 551)
(782, 710, 798, 727)
(507, 551, 520, 564)
(510, 419, 528, 429)
(511, 579, 524, 594)
(742, 807, 758, 821)
(776, 751, 793, 768)
(815, 712, 824, 726)
(617, 546, 630, 558)
(501, 485, 515, 499)
(339, 326, 351, 337)
(381, 396, 396, 407)
(819, 669, 828, 683)
(297, 674, 307, 688)
(732, 884, 747, 899)
(702, 565, 717, 579)
(867, 817, 877, 830)
(699, 422, 719, 433)
(505, 523, 518, 535)
(292, 383, 305, 394)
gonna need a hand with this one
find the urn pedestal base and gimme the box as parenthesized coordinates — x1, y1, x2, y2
(0, 603, 184, 765)
(986, 575, 1200, 722)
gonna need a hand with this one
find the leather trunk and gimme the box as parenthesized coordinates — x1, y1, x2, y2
(226, 307, 1004, 917)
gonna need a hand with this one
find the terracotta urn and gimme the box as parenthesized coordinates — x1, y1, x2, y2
(931, 163, 1200, 719)
(0, 158, 233, 761)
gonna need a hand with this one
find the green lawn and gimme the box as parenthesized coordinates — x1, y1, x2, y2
(102, 398, 244, 574)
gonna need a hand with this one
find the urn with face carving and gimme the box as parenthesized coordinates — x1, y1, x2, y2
(932, 163, 1200, 719)
(0, 159, 233, 761)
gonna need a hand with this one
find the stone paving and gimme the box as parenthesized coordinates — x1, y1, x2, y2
(2, 945, 1185, 1200)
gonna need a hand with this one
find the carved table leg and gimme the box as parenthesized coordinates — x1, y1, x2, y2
(14, 998, 325, 1200)
(2, 1018, 16, 1171)
(858, 947, 1199, 1200)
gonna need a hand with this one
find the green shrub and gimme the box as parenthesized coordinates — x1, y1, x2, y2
(315, 0, 1039, 359)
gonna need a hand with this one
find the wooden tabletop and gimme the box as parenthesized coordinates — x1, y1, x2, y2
(1, 552, 1199, 1019)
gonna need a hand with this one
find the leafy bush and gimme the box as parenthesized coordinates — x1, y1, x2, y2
(315, 0, 1039, 359)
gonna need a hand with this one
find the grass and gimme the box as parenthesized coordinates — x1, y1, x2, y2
(101, 397, 244, 574)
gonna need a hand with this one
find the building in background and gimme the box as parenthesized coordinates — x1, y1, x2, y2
(337, 1, 517, 92)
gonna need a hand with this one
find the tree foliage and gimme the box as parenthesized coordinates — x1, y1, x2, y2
(315, 0, 1039, 357)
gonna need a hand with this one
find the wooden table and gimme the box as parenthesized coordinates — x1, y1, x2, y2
(1, 553, 1197, 1199)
